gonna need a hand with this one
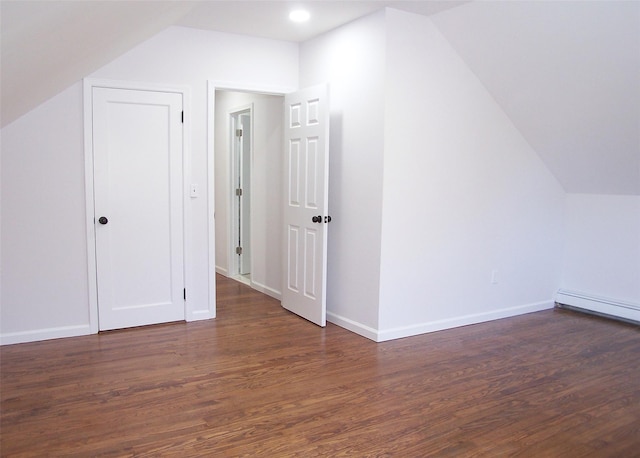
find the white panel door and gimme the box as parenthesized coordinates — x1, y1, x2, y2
(92, 87, 184, 331)
(282, 85, 330, 326)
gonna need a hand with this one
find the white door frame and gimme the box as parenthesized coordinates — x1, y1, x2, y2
(83, 78, 193, 334)
(228, 105, 253, 283)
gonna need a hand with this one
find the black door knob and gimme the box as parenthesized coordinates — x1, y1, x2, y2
(98, 216, 108, 225)
(312, 215, 321, 223)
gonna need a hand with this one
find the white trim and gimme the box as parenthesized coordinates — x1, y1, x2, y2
(376, 300, 554, 342)
(83, 78, 196, 330)
(556, 290, 640, 323)
(327, 312, 379, 342)
(1, 325, 92, 346)
(189, 309, 215, 320)
(233, 275, 251, 286)
(227, 274, 283, 301)
(83, 79, 99, 334)
(215, 266, 228, 276)
(250, 281, 282, 301)
(206, 80, 218, 320)
(329, 300, 554, 343)
(83, 78, 191, 94)
(212, 81, 295, 96)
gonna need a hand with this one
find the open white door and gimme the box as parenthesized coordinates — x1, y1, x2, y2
(282, 84, 330, 326)
(92, 87, 185, 331)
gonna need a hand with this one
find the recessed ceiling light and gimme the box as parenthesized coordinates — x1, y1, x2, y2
(289, 9, 310, 23)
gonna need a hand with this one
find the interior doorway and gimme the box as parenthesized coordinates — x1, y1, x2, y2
(213, 89, 285, 300)
(210, 84, 331, 327)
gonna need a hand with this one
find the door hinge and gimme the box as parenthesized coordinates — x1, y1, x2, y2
(236, 128, 243, 137)
(183, 288, 186, 300)
(235, 188, 243, 196)
(181, 111, 184, 123)
(236, 246, 243, 255)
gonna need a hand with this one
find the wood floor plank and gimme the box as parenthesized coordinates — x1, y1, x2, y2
(2, 275, 639, 456)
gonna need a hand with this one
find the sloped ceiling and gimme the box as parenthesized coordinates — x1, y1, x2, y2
(431, 1, 640, 195)
(1, 0, 638, 195)
(1, 1, 197, 127)
(0, 0, 463, 127)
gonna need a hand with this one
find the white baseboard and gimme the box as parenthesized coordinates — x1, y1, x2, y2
(556, 290, 640, 323)
(186, 309, 216, 321)
(250, 281, 282, 301)
(326, 312, 379, 341)
(376, 300, 554, 342)
(216, 267, 281, 301)
(215, 266, 228, 275)
(329, 300, 554, 343)
(1, 324, 92, 346)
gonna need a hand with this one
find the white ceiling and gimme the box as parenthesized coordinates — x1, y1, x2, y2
(1, 0, 638, 195)
(0, 0, 465, 127)
(176, 1, 468, 42)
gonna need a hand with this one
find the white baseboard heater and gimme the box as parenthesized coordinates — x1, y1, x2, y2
(556, 289, 640, 324)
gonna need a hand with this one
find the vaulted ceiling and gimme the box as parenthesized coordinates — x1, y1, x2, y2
(1, 0, 638, 195)
(431, 1, 639, 195)
(0, 0, 465, 128)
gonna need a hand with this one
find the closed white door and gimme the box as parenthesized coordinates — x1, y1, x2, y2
(92, 87, 185, 331)
(282, 84, 330, 326)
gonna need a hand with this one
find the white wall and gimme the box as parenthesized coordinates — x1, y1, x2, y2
(214, 90, 283, 298)
(3, 11, 633, 346)
(377, 9, 566, 340)
(1, 83, 91, 341)
(558, 194, 640, 321)
(299, 8, 567, 341)
(299, 11, 387, 337)
(1, 26, 298, 344)
(430, 1, 640, 196)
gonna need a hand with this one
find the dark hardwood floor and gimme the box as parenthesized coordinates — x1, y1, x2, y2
(2, 275, 639, 457)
